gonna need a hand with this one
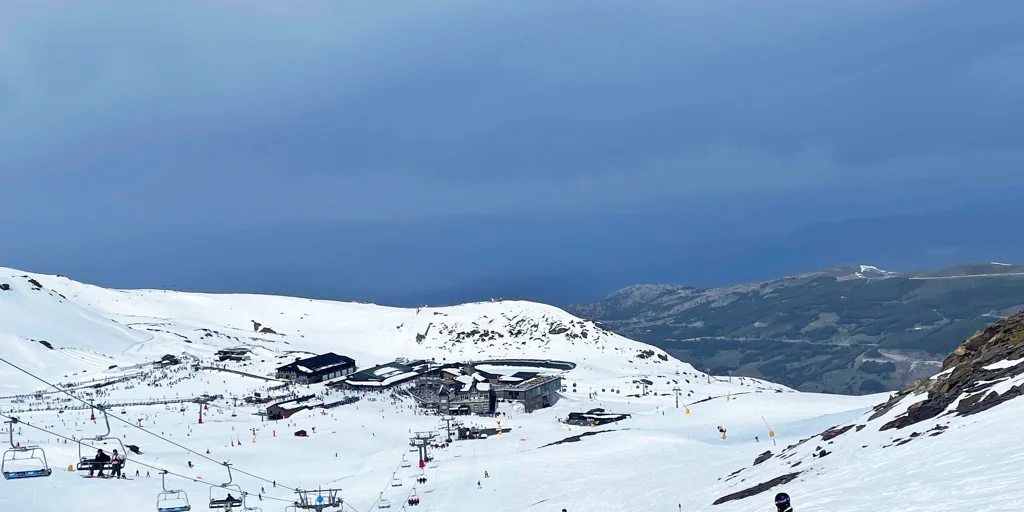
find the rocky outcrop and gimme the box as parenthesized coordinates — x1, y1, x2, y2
(820, 424, 855, 441)
(712, 312, 1024, 507)
(540, 429, 621, 448)
(713, 472, 801, 505)
(871, 311, 1024, 431)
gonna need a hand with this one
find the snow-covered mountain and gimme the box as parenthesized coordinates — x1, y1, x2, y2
(0, 266, 758, 390)
(569, 262, 1024, 394)
(711, 310, 1024, 511)
(1, 267, 1022, 511)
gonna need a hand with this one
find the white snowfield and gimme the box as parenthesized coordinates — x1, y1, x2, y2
(0, 268, 1022, 511)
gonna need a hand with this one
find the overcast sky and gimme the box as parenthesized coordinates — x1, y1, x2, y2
(1, 0, 1022, 302)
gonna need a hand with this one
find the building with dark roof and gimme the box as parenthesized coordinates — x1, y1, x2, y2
(438, 380, 495, 415)
(342, 360, 430, 389)
(216, 346, 253, 362)
(493, 375, 562, 412)
(275, 353, 356, 384)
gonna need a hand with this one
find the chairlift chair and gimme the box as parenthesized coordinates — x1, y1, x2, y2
(1, 419, 52, 480)
(76, 408, 128, 475)
(241, 492, 262, 512)
(157, 470, 192, 512)
(378, 493, 391, 509)
(294, 488, 343, 509)
(390, 474, 402, 487)
(208, 463, 243, 509)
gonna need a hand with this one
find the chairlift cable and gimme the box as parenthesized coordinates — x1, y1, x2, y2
(0, 411, 292, 503)
(0, 356, 301, 492)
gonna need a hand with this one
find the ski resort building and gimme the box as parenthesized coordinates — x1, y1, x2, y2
(438, 378, 495, 415)
(411, 361, 566, 413)
(266, 394, 317, 420)
(492, 374, 562, 412)
(215, 346, 252, 362)
(342, 360, 431, 389)
(275, 353, 357, 384)
(564, 408, 631, 426)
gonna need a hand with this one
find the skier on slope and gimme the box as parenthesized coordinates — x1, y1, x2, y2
(775, 492, 793, 512)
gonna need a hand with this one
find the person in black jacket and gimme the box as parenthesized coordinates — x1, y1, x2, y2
(775, 492, 793, 512)
(89, 449, 111, 477)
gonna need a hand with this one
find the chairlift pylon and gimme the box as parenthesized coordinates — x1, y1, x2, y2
(1, 418, 53, 480)
(157, 470, 192, 512)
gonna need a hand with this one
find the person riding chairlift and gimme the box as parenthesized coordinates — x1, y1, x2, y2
(110, 449, 124, 479)
(89, 449, 111, 477)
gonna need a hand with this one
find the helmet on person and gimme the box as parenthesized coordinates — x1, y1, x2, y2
(775, 493, 791, 508)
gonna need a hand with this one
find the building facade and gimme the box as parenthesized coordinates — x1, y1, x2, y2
(275, 353, 356, 384)
(494, 375, 562, 412)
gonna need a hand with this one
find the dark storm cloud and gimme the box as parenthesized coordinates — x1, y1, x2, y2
(1, 0, 1022, 221)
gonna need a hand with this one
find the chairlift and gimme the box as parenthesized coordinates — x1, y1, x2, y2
(294, 488, 343, 509)
(390, 474, 402, 487)
(208, 463, 243, 509)
(1, 419, 52, 480)
(401, 459, 411, 468)
(241, 492, 262, 512)
(157, 470, 192, 512)
(378, 493, 391, 509)
(76, 407, 128, 476)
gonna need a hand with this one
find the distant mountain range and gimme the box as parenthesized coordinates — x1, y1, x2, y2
(567, 263, 1024, 394)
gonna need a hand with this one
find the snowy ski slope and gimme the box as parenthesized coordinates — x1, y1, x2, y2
(1, 267, 1023, 511)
